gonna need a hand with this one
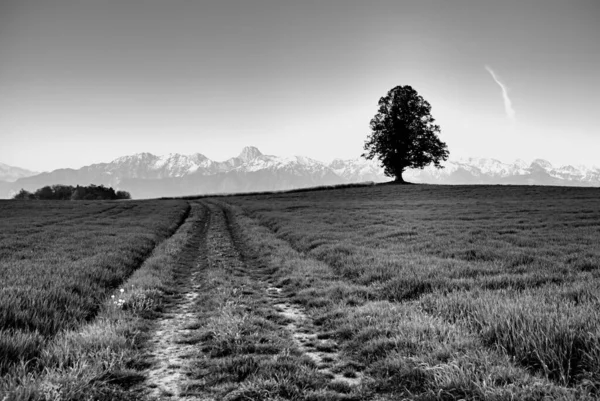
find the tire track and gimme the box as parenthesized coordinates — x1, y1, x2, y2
(145, 200, 362, 400)
(265, 286, 363, 386)
(144, 203, 209, 400)
(213, 201, 363, 387)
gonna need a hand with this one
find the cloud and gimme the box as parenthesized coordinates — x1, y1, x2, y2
(485, 65, 516, 122)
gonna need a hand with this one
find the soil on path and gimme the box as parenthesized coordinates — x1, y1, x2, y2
(143, 204, 209, 400)
(266, 286, 362, 386)
(142, 201, 362, 399)
(209, 201, 363, 387)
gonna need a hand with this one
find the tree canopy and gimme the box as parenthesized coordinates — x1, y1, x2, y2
(13, 185, 131, 200)
(362, 85, 449, 182)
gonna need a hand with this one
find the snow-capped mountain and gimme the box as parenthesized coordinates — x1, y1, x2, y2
(115, 148, 345, 198)
(329, 158, 389, 183)
(4, 147, 346, 198)
(104, 147, 335, 179)
(403, 158, 600, 186)
(241, 153, 334, 177)
(108, 152, 215, 178)
(0, 162, 37, 182)
(3, 148, 599, 199)
(237, 146, 263, 164)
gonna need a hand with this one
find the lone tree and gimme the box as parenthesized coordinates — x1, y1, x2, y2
(363, 85, 449, 183)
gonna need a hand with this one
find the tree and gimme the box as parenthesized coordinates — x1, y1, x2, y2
(70, 185, 86, 200)
(11, 184, 132, 200)
(362, 85, 449, 183)
(35, 186, 54, 200)
(13, 189, 35, 200)
(115, 190, 131, 200)
(52, 185, 73, 200)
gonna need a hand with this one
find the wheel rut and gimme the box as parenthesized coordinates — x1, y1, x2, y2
(143, 203, 209, 400)
(265, 286, 363, 386)
(209, 201, 363, 387)
(144, 201, 362, 400)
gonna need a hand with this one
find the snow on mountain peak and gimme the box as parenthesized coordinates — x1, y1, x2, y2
(112, 152, 158, 164)
(531, 159, 553, 169)
(292, 155, 320, 165)
(238, 146, 263, 162)
(190, 153, 210, 163)
(514, 159, 529, 169)
(8, 147, 600, 199)
(328, 157, 388, 183)
(234, 154, 328, 175)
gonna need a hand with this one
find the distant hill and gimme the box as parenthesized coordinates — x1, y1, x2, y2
(2, 148, 599, 199)
(0, 163, 39, 199)
(0, 162, 38, 182)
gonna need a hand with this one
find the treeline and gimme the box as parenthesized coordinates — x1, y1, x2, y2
(13, 185, 132, 200)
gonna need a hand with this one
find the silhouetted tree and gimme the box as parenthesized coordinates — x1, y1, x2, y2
(52, 185, 73, 200)
(70, 185, 86, 200)
(35, 186, 54, 200)
(13, 184, 132, 200)
(362, 85, 449, 183)
(13, 189, 35, 200)
(115, 190, 131, 200)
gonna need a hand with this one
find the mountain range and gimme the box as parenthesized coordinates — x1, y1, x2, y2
(0, 162, 37, 183)
(1, 147, 599, 199)
(404, 157, 600, 186)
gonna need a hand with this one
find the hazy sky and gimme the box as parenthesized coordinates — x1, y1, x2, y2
(1, 0, 598, 171)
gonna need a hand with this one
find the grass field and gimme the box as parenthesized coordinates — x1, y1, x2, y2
(1, 184, 599, 400)
(0, 199, 190, 397)
(225, 184, 600, 398)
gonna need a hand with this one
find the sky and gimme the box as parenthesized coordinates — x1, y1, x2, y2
(0, 0, 598, 172)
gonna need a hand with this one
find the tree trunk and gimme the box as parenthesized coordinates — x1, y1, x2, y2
(395, 171, 405, 183)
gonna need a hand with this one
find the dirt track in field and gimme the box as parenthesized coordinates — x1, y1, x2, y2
(143, 201, 360, 400)
(266, 285, 362, 386)
(208, 202, 360, 386)
(143, 204, 209, 400)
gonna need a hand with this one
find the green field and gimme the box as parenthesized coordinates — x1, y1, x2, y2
(1, 185, 599, 400)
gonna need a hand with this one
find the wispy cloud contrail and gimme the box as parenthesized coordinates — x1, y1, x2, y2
(485, 65, 516, 123)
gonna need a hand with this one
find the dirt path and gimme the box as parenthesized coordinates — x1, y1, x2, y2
(144, 204, 209, 400)
(265, 285, 362, 386)
(211, 201, 363, 387)
(143, 201, 362, 400)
